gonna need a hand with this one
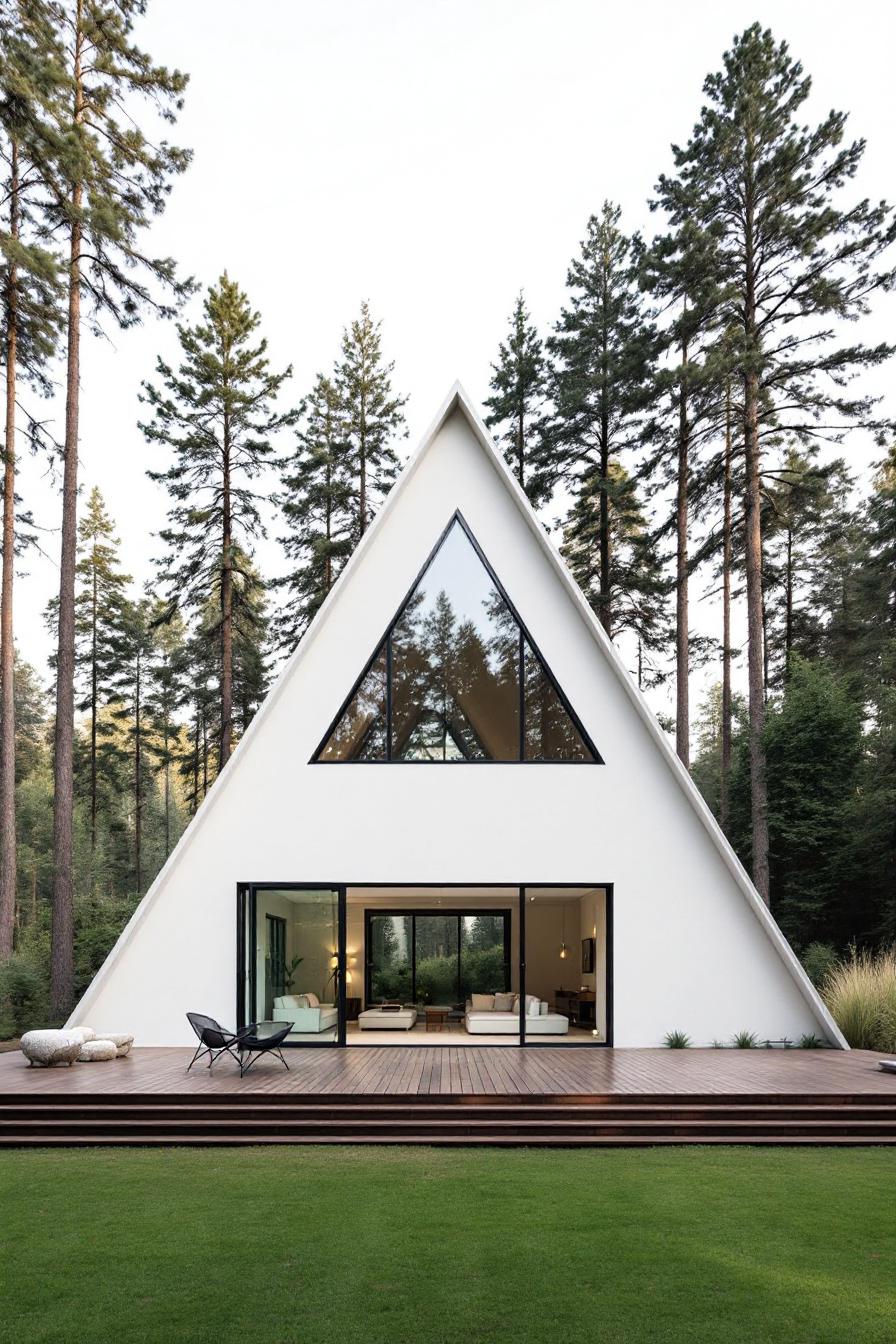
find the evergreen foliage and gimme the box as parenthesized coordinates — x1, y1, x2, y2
(275, 372, 352, 649)
(336, 300, 407, 540)
(142, 273, 295, 768)
(546, 202, 660, 638)
(484, 291, 548, 502)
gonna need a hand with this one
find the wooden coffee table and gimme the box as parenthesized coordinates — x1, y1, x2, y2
(424, 1007, 449, 1032)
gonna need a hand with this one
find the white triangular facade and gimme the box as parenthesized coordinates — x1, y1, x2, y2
(70, 385, 845, 1048)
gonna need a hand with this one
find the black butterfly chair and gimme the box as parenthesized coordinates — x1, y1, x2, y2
(185, 1012, 243, 1072)
(236, 1022, 292, 1078)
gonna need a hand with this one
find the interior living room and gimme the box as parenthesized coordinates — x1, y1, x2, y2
(243, 885, 609, 1047)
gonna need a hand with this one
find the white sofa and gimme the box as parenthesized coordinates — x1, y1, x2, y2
(272, 994, 338, 1034)
(464, 993, 570, 1036)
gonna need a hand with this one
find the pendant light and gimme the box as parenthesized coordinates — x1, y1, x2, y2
(559, 902, 568, 960)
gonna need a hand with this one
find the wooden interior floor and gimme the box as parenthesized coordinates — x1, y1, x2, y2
(1, 1045, 893, 1099)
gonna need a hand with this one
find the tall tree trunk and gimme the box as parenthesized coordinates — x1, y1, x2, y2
(192, 709, 200, 813)
(52, 15, 85, 1016)
(134, 655, 141, 892)
(784, 526, 794, 677)
(598, 271, 612, 637)
(720, 383, 733, 831)
(358, 380, 367, 538)
(675, 336, 690, 768)
(90, 556, 97, 851)
(219, 417, 233, 767)
(0, 141, 20, 959)
(743, 367, 770, 904)
(163, 719, 171, 856)
(517, 405, 524, 488)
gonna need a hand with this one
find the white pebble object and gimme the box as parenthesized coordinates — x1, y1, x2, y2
(20, 1030, 82, 1067)
(95, 1032, 134, 1056)
(78, 1039, 117, 1062)
(68, 1026, 96, 1045)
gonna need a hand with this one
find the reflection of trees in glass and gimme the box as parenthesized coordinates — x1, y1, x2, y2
(318, 652, 387, 761)
(318, 518, 597, 761)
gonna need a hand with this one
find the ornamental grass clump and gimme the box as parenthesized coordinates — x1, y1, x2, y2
(822, 947, 896, 1053)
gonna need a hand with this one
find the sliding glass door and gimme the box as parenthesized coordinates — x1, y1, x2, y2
(239, 885, 345, 1046)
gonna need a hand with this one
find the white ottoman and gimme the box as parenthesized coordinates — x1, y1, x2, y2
(20, 1030, 81, 1067)
(358, 1008, 418, 1030)
(96, 1032, 134, 1057)
(78, 1039, 117, 1062)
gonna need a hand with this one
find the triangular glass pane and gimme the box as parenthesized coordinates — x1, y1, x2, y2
(317, 650, 387, 761)
(315, 516, 599, 763)
(523, 642, 594, 761)
(391, 521, 519, 760)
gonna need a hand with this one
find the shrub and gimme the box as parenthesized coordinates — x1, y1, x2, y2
(0, 954, 48, 1039)
(663, 1029, 691, 1048)
(822, 946, 896, 1052)
(798, 1034, 827, 1049)
(801, 942, 838, 988)
(732, 1030, 758, 1048)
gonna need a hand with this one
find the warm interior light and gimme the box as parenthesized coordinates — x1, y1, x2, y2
(329, 954, 338, 970)
(345, 970, 353, 985)
(559, 943, 568, 960)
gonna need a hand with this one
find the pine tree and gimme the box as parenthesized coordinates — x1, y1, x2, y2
(562, 461, 669, 687)
(764, 658, 862, 947)
(762, 446, 853, 683)
(105, 594, 155, 893)
(143, 273, 295, 769)
(276, 372, 352, 649)
(546, 202, 660, 637)
(72, 487, 130, 855)
(48, 0, 192, 1016)
(336, 301, 407, 540)
(143, 607, 186, 860)
(640, 220, 728, 765)
(0, 0, 65, 958)
(658, 24, 896, 904)
(483, 291, 548, 502)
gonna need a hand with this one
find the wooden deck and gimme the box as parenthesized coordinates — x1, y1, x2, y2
(2, 1048, 893, 1144)
(1, 1044, 893, 1098)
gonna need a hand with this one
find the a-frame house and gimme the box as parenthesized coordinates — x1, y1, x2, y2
(68, 385, 845, 1050)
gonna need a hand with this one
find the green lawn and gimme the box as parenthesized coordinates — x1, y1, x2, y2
(1, 1146, 894, 1344)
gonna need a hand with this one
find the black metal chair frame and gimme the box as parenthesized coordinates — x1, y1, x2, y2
(236, 1022, 292, 1078)
(185, 1013, 243, 1072)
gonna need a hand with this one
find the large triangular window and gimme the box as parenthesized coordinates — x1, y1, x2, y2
(314, 515, 601, 763)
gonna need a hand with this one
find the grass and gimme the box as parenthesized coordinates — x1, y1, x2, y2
(823, 946, 896, 1052)
(2, 1147, 895, 1344)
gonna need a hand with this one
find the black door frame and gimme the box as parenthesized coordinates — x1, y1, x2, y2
(236, 882, 614, 1049)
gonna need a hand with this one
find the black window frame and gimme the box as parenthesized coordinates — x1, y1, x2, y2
(236, 882, 614, 1050)
(311, 510, 603, 764)
(364, 907, 512, 1007)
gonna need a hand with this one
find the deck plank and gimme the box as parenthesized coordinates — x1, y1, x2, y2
(1, 1046, 893, 1099)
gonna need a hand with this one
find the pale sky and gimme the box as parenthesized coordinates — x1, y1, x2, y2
(14, 0, 896, 729)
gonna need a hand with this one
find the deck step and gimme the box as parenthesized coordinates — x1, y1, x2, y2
(2, 1132, 895, 1147)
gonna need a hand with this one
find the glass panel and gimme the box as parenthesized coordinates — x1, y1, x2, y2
(523, 644, 594, 761)
(413, 914, 460, 1008)
(460, 914, 508, 1001)
(368, 914, 412, 1002)
(392, 522, 520, 760)
(318, 652, 387, 761)
(314, 517, 599, 763)
(522, 888, 604, 1045)
(252, 889, 339, 1043)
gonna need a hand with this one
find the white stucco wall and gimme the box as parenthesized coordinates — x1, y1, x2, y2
(70, 393, 842, 1048)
